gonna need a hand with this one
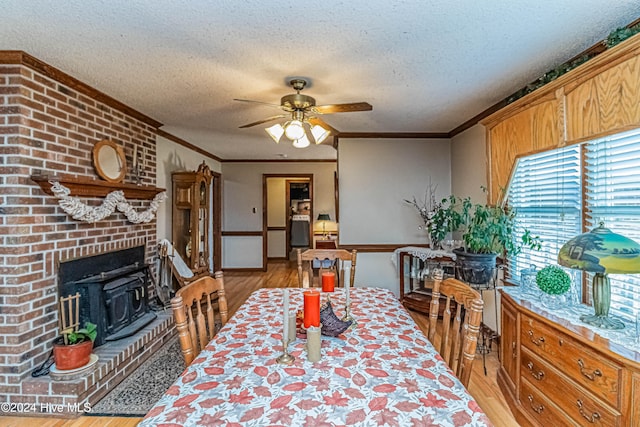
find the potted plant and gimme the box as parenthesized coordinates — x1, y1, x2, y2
(536, 265, 571, 309)
(53, 322, 97, 370)
(429, 191, 541, 285)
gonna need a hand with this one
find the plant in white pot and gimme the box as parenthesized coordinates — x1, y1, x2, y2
(429, 192, 541, 285)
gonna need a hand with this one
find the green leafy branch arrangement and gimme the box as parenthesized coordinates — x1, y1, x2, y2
(536, 265, 571, 295)
(507, 22, 640, 104)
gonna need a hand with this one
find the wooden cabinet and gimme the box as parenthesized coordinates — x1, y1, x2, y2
(398, 251, 455, 315)
(172, 162, 213, 275)
(498, 291, 640, 427)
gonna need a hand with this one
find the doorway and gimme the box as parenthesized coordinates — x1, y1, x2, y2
(264, 174, 313, 261)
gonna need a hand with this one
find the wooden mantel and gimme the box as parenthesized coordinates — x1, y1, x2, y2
(31, 174, 165, 200)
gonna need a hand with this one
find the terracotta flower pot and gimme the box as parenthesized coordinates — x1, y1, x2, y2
(53, 339, 93, 370)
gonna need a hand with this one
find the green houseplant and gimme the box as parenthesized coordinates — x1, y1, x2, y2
(429, 192, 541, 284)
(53, 322, 97, 370)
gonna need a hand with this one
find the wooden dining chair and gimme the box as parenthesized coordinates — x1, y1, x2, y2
(171, 271, 228, 365)
(296, 249, 357, 288)
(427, 270, 483, 387)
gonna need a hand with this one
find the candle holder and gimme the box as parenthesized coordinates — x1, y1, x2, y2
(276, 338, 295, 365)
(341, 305, 357, 328)
(133, 161, 145, 186)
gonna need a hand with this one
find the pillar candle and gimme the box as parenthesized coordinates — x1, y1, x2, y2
(283, 288, 289, 342)
(303, 290, 320, 328)
(321, 271, 335, 292)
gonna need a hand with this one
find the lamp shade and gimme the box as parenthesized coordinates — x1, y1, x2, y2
(317, 214, 331, 221)
(292, 135, 311, 149)
(558, 223, 640, 330)
(284, 120, 305, 140)
(265, 124, 285, 144)
(558, 223, 640, 274)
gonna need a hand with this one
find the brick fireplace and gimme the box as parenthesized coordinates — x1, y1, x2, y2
(0, 52, 174, 414)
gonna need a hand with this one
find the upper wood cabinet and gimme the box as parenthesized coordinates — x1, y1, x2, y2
(565, 55, 640, 143)
(483, 33, 640, 204)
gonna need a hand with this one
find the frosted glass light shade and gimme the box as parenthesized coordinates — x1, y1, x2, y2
(265, 124, 285, 143)
(311, 125, 330, 144)
(285, 120, 304, 140)
(292, 135, 311, 148)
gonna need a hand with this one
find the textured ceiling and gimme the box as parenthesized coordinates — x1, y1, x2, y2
(2, 1, 639, 159)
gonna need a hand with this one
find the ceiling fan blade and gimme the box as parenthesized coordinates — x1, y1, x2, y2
(233, 98, 282, 108)
(311, 102, 373, 114)
(238, 115, 286, 128)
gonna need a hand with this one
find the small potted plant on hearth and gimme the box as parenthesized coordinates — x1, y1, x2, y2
(52, 322, 97, 370)
(536, 265, 571, 309)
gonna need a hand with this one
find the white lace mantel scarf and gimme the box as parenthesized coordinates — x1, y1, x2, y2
(50, 181, 167, 224)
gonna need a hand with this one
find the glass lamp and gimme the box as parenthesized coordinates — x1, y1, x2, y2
(317, 213, 331, 238)
(558, 222, 640, 330)
(292, 135, 311, 149)
(265, 124, 285, 143)
(311, 124, 330, 144)
(284, 120, 305, 140)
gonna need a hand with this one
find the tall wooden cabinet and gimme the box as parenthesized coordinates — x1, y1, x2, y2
(498, 290, 640, 427)
(172, 162, 213, 275)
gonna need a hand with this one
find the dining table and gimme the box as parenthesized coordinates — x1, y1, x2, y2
(140, 287, 492, 426)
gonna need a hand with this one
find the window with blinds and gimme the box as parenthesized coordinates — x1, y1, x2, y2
(584, 129, 640, 323)
(506, 128, 640, 324)
(505, 145, 582, 286)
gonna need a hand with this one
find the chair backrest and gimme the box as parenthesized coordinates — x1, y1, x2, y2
(171, 271, 228, 365)
(427, 272, 483, 387)
(296, 249, 357, 288)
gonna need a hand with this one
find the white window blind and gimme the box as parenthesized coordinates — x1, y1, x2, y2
(506, 145, 582, 284)
(585, 129, 640, 323)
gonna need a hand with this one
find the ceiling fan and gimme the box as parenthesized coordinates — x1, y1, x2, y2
(235, 78, 372, 148)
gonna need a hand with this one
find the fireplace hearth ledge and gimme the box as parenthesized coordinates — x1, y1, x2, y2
(16, 311, 175, 418)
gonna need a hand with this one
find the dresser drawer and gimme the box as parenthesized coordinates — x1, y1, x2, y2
(521, 314, 621, 407)
(519, 378, 577, 426)
(521, 348, 622, 426)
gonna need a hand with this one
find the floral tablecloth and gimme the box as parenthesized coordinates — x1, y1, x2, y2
(140, 287, 492, 426)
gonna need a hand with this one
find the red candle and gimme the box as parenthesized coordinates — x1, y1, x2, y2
(303, 290, 320, 328)
(321, 271, 335, 292)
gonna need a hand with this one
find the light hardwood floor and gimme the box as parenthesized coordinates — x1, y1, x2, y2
(0, 261, 519, 426)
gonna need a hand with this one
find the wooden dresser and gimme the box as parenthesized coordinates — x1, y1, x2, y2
(499, 290, 640, 427)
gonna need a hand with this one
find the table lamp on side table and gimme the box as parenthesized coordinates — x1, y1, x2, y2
(558, 222, 640, 330)
(317, 214, 331, 238)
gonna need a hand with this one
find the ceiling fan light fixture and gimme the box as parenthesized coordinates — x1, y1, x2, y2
(265, 123, 285, 143)
(284, 120, 305, 140)
(292, 135, 311, 149)
(311, 124, 330, 144)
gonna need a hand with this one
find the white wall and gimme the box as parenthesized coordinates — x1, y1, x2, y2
(155, 135, 222, 242)
(450, 124, 487, 203)
(338, 138, 451, 294)
(221, 162, 337, 269)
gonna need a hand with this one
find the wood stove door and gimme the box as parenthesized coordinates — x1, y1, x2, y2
(104, 277, 133, 335)
(128, 272, 148, 321)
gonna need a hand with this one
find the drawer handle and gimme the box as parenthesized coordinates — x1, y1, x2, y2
(526, 361, 545, 381)
(512, 341, 517, 359)
(527, 395, 544, 414)
(527, 330, 545, 346)
(577, 359, 602, 381)
(576, 399, 601, 423)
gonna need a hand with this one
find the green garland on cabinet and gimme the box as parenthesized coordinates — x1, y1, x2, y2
(506, 22, 640, 104)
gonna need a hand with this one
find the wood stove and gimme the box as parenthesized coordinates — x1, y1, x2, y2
(58, 246, 156, 347)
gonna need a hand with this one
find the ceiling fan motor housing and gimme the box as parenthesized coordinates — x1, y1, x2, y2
(280, 93, 316, 111)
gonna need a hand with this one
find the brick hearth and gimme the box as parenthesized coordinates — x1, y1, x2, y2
(23, 314, 174, 417)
